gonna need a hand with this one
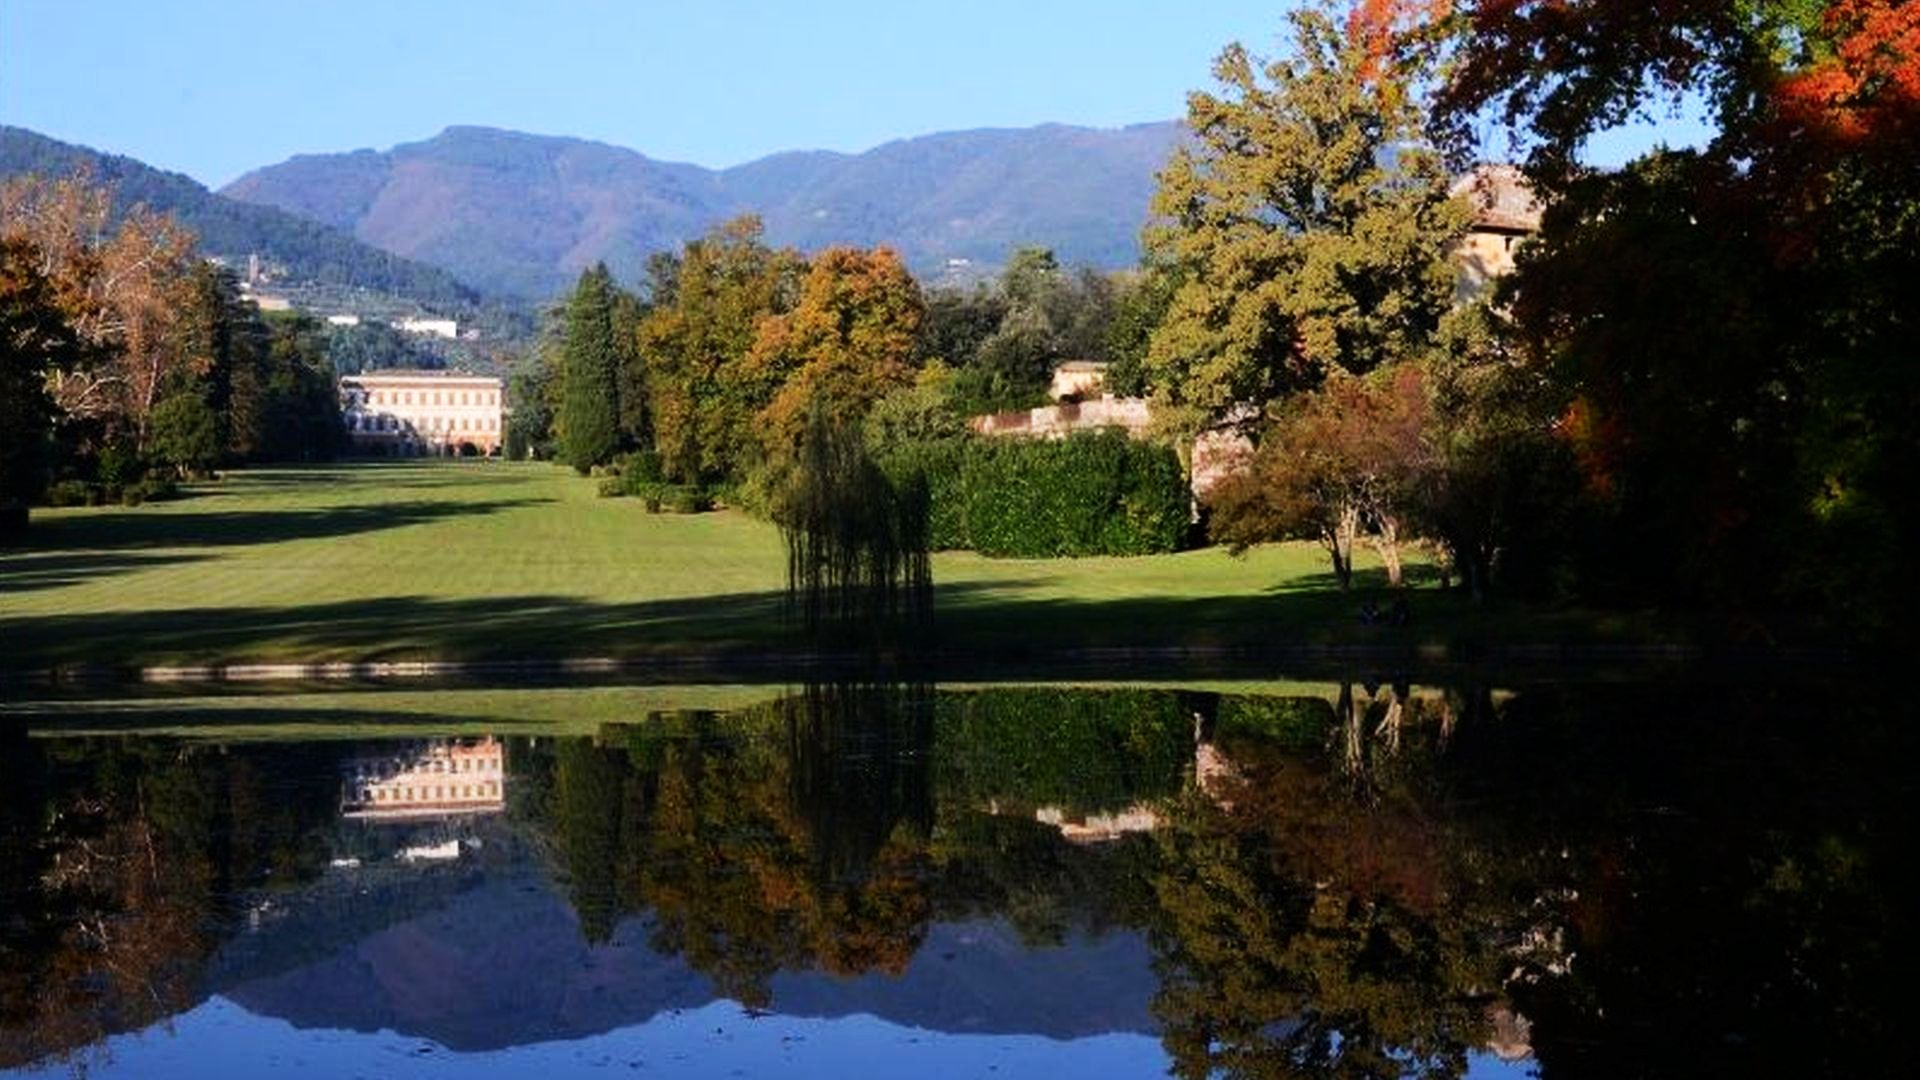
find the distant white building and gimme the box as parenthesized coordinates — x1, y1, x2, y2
(396, 316, 459, 339)
(340, 369, 504, 456)
(326, 314, 362, 327)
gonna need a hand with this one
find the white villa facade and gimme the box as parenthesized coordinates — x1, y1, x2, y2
(340, 370, 505, 456)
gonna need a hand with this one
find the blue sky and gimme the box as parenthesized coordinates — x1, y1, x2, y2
(2, 0, 1710, 188)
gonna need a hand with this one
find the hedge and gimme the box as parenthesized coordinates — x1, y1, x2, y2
(880, 430, 1188, 558)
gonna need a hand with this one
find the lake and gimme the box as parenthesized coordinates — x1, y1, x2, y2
(0, 677, 1905, 1078)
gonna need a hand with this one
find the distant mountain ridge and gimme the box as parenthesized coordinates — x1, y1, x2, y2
(221, 122, 1187, 299)
(0, 126, 480, 309)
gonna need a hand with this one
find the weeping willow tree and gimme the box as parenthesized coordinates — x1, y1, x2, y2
(777, 409, 933, 648)
(781, 681, 935, 883)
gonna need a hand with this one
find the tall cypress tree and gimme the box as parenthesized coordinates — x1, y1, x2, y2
(559, 263, 621, 473)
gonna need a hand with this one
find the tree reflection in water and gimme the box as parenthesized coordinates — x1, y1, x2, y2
(1, 680, 1908, 1078)
(0, 732, 344, 1072)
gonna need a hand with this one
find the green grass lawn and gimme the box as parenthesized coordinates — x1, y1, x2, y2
(0, 460, 1656, 670)
(1, 679, 1383, 739)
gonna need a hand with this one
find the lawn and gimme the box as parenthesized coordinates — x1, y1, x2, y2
(0, 460, 1649, 672)
(0, 679, 1381, 739)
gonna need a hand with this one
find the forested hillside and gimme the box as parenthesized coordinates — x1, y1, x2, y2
(0, 126, 479, 309)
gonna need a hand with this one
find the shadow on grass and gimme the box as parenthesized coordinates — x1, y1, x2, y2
(0, 574, 1502, 671)
(7, 700, 658, 734)
(1263, 562, 1449, 594)
(0, 550, 213, 595)
(214, 461, 550, 494)
(935, 576, 1477, 651)
(14, 495, 552, 553)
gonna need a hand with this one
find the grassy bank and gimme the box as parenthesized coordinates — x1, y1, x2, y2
(0, 460, 1658, 671)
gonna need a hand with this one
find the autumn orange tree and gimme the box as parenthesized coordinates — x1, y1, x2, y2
(747, 246, 924, 459)
(0, 173, 197, 448)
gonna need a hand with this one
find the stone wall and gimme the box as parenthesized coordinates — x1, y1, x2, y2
(969, 396, 1253, 498)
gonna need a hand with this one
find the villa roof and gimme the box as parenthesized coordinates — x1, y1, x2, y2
(342, 369, 501, 383)
(1452, 164, 1543, 233)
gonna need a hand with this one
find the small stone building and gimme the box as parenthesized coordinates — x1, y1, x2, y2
(1450, 164, 1544, 302)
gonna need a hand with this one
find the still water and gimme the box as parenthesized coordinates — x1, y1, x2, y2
(0, 680, 1906, 1078)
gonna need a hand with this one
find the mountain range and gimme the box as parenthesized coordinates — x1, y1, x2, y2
(220, 122, 1186, 298)
(4, 121, 1186, 306)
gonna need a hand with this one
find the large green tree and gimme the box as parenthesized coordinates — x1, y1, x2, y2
(0, 235, 80, 520)
(557, 263, 624, 473)
(638, 217, 804, 484)
(1143, 3, 1467, 428)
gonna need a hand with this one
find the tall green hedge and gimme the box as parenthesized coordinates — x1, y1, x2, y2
(880, 430, 1188, 557)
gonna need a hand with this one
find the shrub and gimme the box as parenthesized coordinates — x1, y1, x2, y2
(95, 441, 148, 489)
(876, 440, 969, 549)
(44, 479, 94, 507)
(881, 430, 1188, 557)
(613, 449, 664, 484)
(135, 476, 179, 502)
(600, 473, 714, 513)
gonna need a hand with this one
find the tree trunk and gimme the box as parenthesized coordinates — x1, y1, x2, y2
(1330, 503, 1360, 589)
(1371, 513, 1403, 588)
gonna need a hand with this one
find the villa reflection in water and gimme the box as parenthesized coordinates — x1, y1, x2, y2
(0, 680, 1905, 1079)
(340, 737, 505, 820)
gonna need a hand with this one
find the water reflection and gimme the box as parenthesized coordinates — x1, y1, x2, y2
(341, 736, 505, 820)
(0, 680, 1907, 1078)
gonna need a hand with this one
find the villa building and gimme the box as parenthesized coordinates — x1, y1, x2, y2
(340, 370, 504, 456)
(1451, 164, 1543, 302)
(340, 737, 505, 821)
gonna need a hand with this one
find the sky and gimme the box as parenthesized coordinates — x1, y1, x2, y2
(1, 0, 1711, 189)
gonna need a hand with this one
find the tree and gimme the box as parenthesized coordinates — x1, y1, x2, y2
(638, 217, 804, 484)
(1143, 3, 1467, 428)
(613, 270, 653, 452)
(254, 313, 344, 463)
(0, 172, 198, 450)
(947, 248, 1123, 416)
(0, 235, 80, 521)
(1207, 367, 1433, 589)
(557, 263, 622, 473)
(1428, 0, 1920, 627)
(778, 409, 932, 647)
(747, 246, 924, 460)
(914, 284, 1006, 368)
(148, 393, 220, 477)
(1103, 264, 1180, 397)
(504, 353, 556, 460)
